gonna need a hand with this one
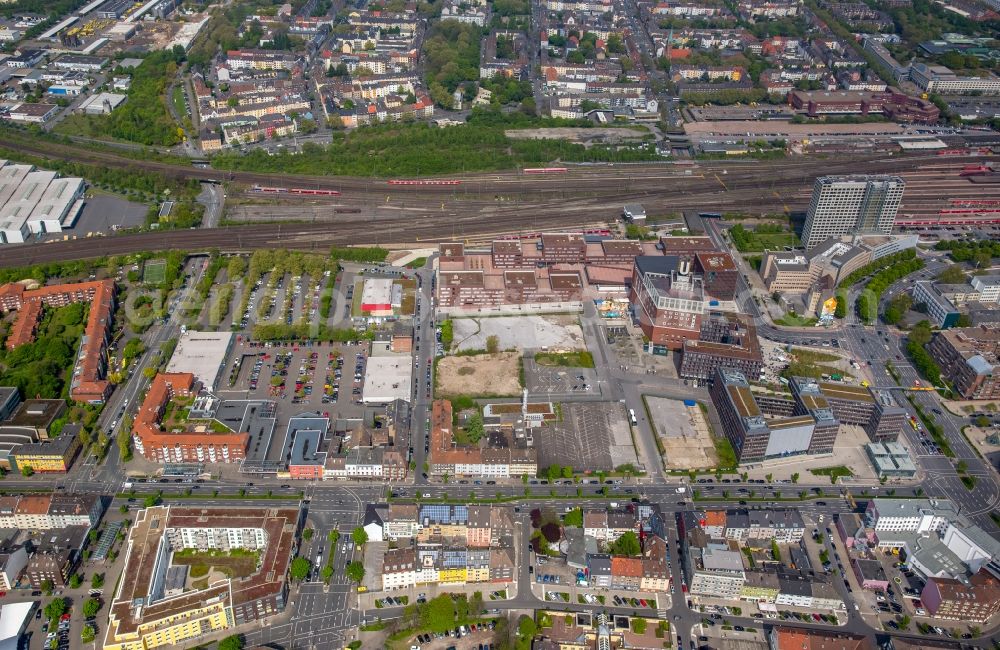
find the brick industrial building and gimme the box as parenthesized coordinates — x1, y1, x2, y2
(631, 257, 706, 350)
(436, 234, 739, 312)
(788, 88, 940, 123)
(679, 313, 763, 382)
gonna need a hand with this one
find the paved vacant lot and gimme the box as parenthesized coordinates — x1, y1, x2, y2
(453, 315, 585, 352)
(646, 396, 717, 470)
(436, 351, 522, 397)
(537, 402, 638, 472)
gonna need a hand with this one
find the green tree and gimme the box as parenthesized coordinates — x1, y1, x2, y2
(791, 473, 799, 484)
(44, 597, 67, 622)
(346, 560, 365, 584)
(290, 557, 311, 581)
(91, 573, 104, 589)
(352, 527, 368, 547)
(321, 565, 334, 583)
(302, 528, 314, 541)
(81, 625, 96, 644)
(546, 465, 561, 481)
(464, 413, 485, 443)
(20, 465, 33, 477)
(608, 531, 641, 557)
(69, 573, 83, 589)
(937, 265, 967, 284)
(41, 579, 54, 596)
(564, 508, 583, 527)
(328, 529, 340, 544)
(83, 598, 101, 619)
(561, 466, 573, 479)
(218, 635, 245, 650)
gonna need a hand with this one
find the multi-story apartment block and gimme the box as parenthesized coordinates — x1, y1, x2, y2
(428, 400, 536, 475)
(927, 326, 1000, 399)
(801, 176, 905, 250)
(0, 494, 102, 530)
(226, 49, 300, 71)
(865, 498, 957, 534)
(921, 569, 1000, 623)
(0, 280, 115, 403)
(381, 547, 417, 590)
(737, 0, 800, 18)
(105, 506, 297, 650)
(132, 373, 249, 464)
(688, 544, 747, 599)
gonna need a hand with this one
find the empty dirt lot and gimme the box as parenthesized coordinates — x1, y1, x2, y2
(436, 351, 522, 397)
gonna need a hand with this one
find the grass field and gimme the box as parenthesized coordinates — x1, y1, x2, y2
(810, 465, 854, 483)
(774, 313, 818, 327)
(533, 351, 595, 368)
(791, 348, 839, 363)
(143, 259, 167, 285)
(744, 233, 799, 251)
(172, 86, 186, 120)
(405, 257, 427, 269)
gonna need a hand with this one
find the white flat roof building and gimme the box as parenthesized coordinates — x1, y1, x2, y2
(0, 162, 32, 207)
(0, 170, 55, 241)
(0, 161, 86, 242)
(28, 177, 83, 233)
(78, 92, 127, 115)
(164, 331, 235, 391)
(362, 356, 412, 404)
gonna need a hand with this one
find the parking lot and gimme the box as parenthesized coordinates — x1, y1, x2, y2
(235, 270, 332, 331)
(217, 338, 371, 464)
(525, 358, 599, 395)
(530, 553, 665, 613)
(536, 403, 638, 473)
(69, 192, 148, 235)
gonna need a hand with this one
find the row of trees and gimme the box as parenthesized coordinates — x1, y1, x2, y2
(935, 239, 1000, 267)
(905, 321, 942, 386)
(856, 256, 924, 323)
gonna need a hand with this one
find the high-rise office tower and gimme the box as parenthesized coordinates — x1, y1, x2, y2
(800, 175, 905, 250)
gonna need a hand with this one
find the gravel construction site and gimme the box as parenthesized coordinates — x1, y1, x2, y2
(503, 127, 651, 144)
(452, 315, 585, 352)
(644, 396, 719, 470)
(436, 351, 523, 397)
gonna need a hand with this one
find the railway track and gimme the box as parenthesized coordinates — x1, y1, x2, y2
(3, 133, 997, 267)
